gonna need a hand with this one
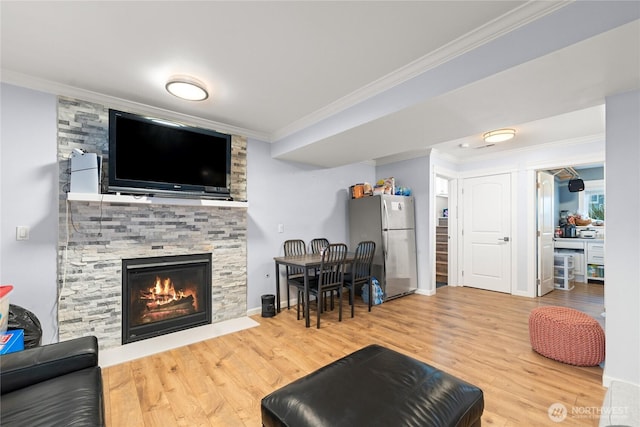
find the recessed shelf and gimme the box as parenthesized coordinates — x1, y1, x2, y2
(66, 192, 248, 208)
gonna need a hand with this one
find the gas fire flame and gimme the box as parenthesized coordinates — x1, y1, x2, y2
(139, 276, 197, 311)
(151, 276, 185, 303)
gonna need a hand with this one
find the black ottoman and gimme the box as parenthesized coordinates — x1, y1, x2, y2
(261, 344, 484, 427)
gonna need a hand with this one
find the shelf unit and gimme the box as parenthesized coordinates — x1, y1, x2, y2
(436, 217, 448, 285)
(586, 241, 605, 281)
(66, 192, 248, 208)
(554, 252, 575, 291)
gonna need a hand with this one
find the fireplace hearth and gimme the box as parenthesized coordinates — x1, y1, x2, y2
(122, 253, 212, 344)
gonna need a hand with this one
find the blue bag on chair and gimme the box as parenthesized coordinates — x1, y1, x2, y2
(361, 277, 385, 305)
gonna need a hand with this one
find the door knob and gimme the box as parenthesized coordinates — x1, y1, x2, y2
(498, 237, 510, 242)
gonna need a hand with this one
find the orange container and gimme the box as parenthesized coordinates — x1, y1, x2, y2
(351, 184, 365, 199)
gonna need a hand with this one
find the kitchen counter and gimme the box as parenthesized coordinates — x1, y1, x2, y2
(554, 238, 604, 243)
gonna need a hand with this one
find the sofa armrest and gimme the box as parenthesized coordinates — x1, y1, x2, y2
(0, 335, 98, 394)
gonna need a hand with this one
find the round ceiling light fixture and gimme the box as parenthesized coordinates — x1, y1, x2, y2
(483, 128, 516, 144)
(165, 76, 209, 101)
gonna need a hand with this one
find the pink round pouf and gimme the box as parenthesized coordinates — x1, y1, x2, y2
(529, 306, 605, 366)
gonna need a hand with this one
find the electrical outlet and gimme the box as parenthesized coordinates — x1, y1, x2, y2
(278, 224, 284, 233)
(16, 226, 30, 241)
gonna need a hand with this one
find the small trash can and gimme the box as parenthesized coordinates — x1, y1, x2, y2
(261, 294, 276, 318)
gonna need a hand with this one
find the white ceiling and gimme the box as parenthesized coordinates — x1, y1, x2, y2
(2, 1, 639, 167)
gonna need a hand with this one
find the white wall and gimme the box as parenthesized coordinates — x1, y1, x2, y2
(245, 138, 374, 310)
(603, 89, 640, 387)
(0, 83, 58, 344)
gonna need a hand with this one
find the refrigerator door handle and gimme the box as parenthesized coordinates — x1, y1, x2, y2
(382, 199, 389, 231)
(382, 200, 389, 259)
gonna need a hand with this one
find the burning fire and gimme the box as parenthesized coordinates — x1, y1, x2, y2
(140, 276, 196, 311)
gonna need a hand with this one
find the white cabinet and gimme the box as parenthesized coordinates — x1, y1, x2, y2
(554, 238, 604, 283)
(586, 242, 605, 281)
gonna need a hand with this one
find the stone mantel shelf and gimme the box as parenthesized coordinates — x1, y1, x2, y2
(67, 192, 248, 208)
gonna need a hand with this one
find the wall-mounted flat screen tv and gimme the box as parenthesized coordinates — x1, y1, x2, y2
(108, 109, 232, 200)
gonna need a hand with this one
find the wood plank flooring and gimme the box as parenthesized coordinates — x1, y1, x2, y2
(102, 283, 605, 426)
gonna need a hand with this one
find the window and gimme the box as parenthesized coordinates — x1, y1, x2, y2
(578, 179, 605, 220)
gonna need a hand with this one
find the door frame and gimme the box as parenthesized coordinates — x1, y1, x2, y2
(430, 165, 458, 293)
(525, 154, 605, 298)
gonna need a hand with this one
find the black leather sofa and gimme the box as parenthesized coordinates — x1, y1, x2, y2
(0, 335, 105, 427)
(262, 344, 484, 427)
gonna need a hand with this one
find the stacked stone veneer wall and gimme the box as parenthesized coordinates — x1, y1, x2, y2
(57, 97, 248, 349)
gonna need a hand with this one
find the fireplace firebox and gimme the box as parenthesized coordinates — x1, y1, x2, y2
(122, 253, 212, 344)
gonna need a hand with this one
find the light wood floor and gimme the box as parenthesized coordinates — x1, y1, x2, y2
(102, 283, 606, 426)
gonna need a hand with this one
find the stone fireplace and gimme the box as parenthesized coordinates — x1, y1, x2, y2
(122, 253, 212, 344)
(56, 97, 248, 350)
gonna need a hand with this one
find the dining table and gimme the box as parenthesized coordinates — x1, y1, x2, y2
(273, 252, 354, 328)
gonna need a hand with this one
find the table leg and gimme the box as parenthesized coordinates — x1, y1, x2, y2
(304, 270, 310, 328)
(275, 262, 281, 313)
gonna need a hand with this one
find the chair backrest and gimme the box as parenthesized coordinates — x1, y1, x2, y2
(309, 238, 329, 254)
(317, 243, 347, 289)
(284, 239, 306, 257)
(284, 239, 306, 277)
(352, 241, 376, 283)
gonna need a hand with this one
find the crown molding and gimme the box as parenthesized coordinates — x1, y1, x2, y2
(271, 0, 571, 142)
(1, 69, 270, 141)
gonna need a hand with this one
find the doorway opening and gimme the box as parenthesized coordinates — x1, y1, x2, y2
(536, 163, 605, 301)
(435, 175, 449, 288)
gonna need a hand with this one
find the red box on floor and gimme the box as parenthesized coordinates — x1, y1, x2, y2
(0, 329, 24, 354)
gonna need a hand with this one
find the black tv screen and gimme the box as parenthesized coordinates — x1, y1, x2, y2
(108, 109, 232, 199)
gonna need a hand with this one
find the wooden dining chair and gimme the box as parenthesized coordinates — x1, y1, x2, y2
(344, 241, 376, 315)
(283, 239, 306, 310)
(294, 243, 347, 328)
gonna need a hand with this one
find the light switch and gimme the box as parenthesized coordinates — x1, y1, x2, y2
(16, 226, 30, 241)
(278, 224, 284, 233)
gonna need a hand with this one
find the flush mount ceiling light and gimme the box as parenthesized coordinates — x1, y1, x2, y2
(483, 128, 516, 144)
(165, 77, 209, 101)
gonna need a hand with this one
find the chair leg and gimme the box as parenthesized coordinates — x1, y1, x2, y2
(350, 286, 354, 318)
(338, 287, 343, 322)
(287, 285, 290, 310)
(316, 290, 322, 329)
(297, 288, 307, 321)
(368, 281, 372, 312)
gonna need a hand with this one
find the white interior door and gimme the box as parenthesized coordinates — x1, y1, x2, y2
(537, 171, 555, 296)
(462, 174, 511, 293)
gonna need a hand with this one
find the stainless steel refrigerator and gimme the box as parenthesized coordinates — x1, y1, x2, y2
(348, 195, 418, 300)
